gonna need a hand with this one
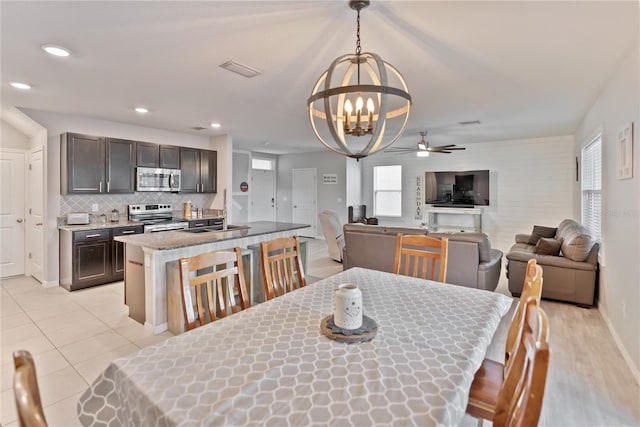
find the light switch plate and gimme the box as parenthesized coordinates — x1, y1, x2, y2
(91, 203, 99, 212)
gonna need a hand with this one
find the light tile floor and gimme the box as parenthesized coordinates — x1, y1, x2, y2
(0, 276, 172, 426)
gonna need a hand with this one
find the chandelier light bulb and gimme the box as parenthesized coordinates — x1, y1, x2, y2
(356, 96, 364, 112)
(344, 99, 353, 114)
(366, 98, 375, 113)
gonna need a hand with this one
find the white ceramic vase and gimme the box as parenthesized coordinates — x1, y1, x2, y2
(334, 283, 363, 330)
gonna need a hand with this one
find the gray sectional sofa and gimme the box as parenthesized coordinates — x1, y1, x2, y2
(506, 219, 599, 307)
(342, 223, 503, 291)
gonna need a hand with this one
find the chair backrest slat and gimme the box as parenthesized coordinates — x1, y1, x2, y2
(394, 234, 449, 282)
(494, 298, 550, 427)
(260, 236, 306, 300)
(178, 247, 249, 331)
(505, 259, 543, 363)
(13, 350, 48, 427)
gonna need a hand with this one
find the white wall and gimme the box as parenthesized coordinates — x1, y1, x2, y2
(574, 43, 640, 381)
(20, 108, 228, 284)
(277, 150, 348, 229)
(0, 119, 30, 149)
(345, 157, 362, 208)
(360, 135, 575, 255)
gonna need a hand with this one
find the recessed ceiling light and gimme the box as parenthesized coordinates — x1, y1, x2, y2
(41, 44, 70, 57)
(135, 107, 148, 114)
(210, 123, 221, 128)
(10, 82, 31, 90)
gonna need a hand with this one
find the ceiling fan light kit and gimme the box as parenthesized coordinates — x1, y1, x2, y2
(307, 0, 412, 159)
(386, 130, 466, 156)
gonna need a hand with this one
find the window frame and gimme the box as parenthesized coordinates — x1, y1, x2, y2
(581, 131, 602, 244)
(373, 165, 402, 218)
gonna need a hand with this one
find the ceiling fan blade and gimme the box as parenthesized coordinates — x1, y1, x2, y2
(385, 148, 418, 153)
(433, 144, 457, 149)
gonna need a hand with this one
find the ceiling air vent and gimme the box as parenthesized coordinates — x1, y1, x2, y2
(191, 126, 207, 131)
(219, 60, 261, 78)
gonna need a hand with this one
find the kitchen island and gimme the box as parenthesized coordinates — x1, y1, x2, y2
(115, 221, 311, 334)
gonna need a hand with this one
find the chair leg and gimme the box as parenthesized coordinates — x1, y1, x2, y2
(477, 417, 484, 427)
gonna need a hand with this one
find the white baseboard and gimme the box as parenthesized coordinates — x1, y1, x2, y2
(599, 305, 640, 386)
(42, 279, 59, 288)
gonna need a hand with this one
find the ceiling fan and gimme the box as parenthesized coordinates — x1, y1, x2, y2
(385, 131, 466, 156)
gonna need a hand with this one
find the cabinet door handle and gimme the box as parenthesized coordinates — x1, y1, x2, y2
(16, 218, 23, 223)
(122, 230, 136, 234)
(36, 222, 43, 226)
(86, 234, 101, 238)
(99, 182, 103, 192)
(107, 181, 110, 192)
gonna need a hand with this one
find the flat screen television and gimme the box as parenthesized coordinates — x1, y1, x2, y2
(424, 170, 490, 207)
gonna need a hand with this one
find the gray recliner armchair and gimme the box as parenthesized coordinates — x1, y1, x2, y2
(318, 210, 345, 262)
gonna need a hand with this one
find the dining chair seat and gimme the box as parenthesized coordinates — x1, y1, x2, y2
(466, 358, 504, 420)
(178, 247, 250, 331)
(260, 236, 306, 300)
(394, 233, 448, 282)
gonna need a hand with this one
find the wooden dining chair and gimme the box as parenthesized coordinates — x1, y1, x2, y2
(178, 247, 250, 331)
(466, 259, 543, 423)
(493, 297, 550, 427)
(260, 236, 306, 300)
(13, 350, 48, 427)
(393, 234, 448, 282)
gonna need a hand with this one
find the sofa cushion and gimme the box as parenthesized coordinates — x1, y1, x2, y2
(554, 219, 596, 262)
(561, 232, 596, 262)
(528, 225, 557, 245)
(536, 237, 563, 256)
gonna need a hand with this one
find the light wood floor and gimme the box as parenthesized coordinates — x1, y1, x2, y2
(307, 238, 640, 427)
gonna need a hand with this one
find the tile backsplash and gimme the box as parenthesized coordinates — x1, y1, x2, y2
(60, 193, 216, 218)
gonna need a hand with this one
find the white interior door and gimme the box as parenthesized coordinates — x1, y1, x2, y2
(251, 169, 275, 222)
(292, 168, 316, 237)
(28, 147, 44, 282)
(0, 150, 25, 278)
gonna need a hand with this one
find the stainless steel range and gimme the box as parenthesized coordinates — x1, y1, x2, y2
(128, 204, 188, 233)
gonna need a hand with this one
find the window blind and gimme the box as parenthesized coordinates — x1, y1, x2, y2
(581, 136, 602, 241)
(373, 165, 402, 217)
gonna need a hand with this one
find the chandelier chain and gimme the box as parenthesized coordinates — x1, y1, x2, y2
(356, 9, 361, 55)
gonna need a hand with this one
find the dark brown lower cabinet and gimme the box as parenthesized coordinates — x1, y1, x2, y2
(60, 226, 143, 291)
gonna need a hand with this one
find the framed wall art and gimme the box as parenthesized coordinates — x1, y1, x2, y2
(617, 122, 633, 180)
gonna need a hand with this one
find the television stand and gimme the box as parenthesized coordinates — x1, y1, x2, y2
(433, 204, 475, 209)
(425, 207, 482, 233)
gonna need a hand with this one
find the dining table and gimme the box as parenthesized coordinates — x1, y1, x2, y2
(77, 267, 513, 426)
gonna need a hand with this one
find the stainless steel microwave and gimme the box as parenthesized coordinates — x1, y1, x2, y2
(136, 167, 181, 192)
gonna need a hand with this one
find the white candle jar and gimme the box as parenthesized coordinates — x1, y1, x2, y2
(334, 283, 363, 330)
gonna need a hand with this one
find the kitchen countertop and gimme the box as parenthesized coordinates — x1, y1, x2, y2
(58, 214, 224, 232)
(113, 221, 311, 250)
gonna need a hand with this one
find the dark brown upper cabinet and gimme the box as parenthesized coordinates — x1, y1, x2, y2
(136, 143, 180, 169)
(136, 142, 159, 167)
(61, 133, 136, 194)
(105, 138, 136, 193)
(179, 147, 217, 193)
(160, 145, 180, 169)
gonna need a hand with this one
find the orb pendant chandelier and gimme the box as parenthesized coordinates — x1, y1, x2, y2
(307, 0, 412, 160)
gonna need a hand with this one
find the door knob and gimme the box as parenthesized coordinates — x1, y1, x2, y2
(16, 218, 23, 223)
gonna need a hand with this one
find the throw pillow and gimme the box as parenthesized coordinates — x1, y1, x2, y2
(536, 237, 563, 256)
(528, 225, 558, 245)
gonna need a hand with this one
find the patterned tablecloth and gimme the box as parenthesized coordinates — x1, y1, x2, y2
(78, 267, 513, 427)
